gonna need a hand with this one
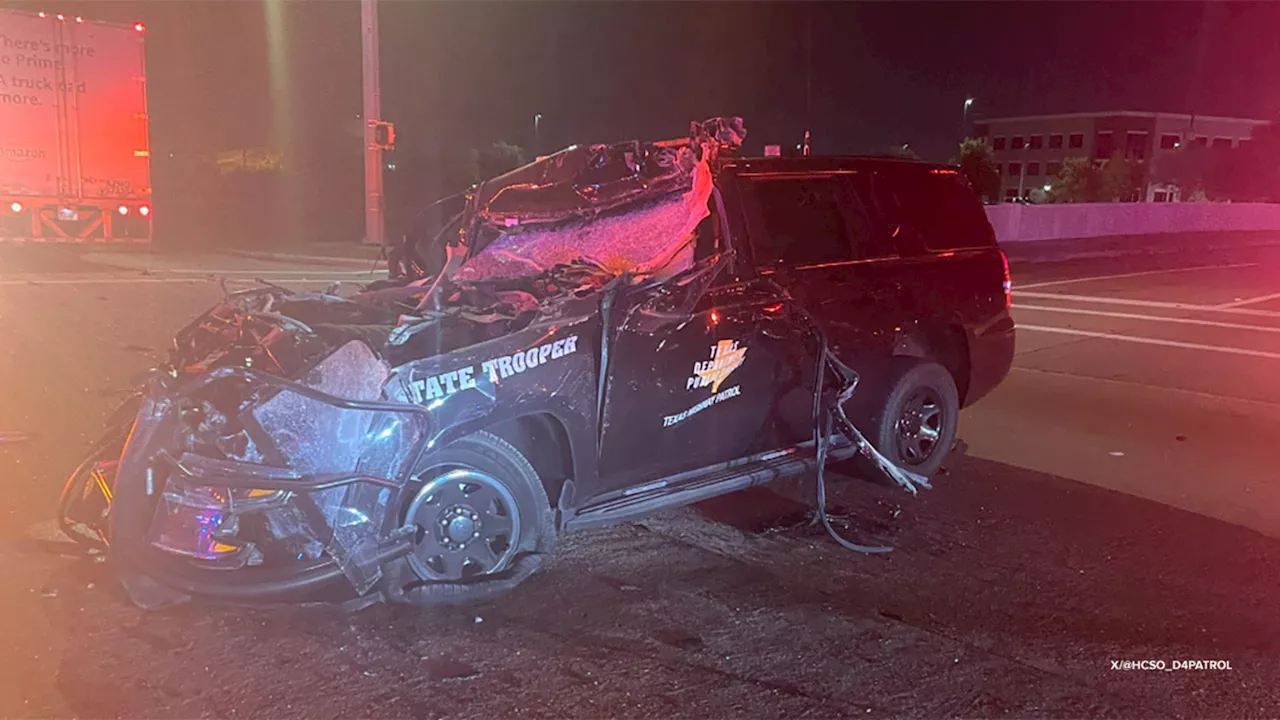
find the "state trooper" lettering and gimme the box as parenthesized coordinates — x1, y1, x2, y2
(411, 335, 579, 402)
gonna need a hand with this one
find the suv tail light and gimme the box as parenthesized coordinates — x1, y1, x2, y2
(1000, 249, 1012, 309)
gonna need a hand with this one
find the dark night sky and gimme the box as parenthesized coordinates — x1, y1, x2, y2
(8, 0, 1280, 242)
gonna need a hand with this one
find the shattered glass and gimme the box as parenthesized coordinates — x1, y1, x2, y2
(250, 340, 389, 474)
(242, 342, 428, 592)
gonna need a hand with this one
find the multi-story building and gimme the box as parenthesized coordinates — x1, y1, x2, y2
(971, 111, 1270, 202)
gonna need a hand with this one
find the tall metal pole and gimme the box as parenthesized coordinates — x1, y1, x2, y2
(1017, 151, 1026, 199)
(361, 0, 385, 247)
(803, 4, 812, 156)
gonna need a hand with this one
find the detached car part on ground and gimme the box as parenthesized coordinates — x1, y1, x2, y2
(59, 117, 1015, 609)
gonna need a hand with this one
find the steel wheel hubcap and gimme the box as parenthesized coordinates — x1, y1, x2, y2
(406, 468, 521, 581)
(896, 388, 944, 466)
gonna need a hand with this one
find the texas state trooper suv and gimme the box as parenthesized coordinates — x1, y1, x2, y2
(58, 117, 1014, 608)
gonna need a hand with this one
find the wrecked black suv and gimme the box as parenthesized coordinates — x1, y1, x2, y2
(58, 118, 1015, 609)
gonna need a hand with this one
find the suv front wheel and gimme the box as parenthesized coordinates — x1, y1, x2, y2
(393, 431, 557, 606)
(869, 359, 960, 479)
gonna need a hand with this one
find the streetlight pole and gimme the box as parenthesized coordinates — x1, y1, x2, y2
(360, 0, 385, 248)
(534, 113, 542, 156)
(1017, 147, 1027, 200)
(961, 97, 975, 140)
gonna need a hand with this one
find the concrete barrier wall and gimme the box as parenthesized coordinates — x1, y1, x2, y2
(984, 202, 1280, 243)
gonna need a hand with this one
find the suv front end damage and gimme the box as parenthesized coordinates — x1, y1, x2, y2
(98, 274, 606, 608)
(108, 343, 432, 607)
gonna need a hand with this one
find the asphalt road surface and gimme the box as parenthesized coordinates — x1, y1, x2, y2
(3, 244, 1280, 719)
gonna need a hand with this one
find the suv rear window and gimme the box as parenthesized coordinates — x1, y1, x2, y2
(891, 170, 995, 251)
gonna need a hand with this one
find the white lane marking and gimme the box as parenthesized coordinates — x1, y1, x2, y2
(1009, 365, 1280, 412)
(1014, 303, 1280, 334)
(1015, 291, 1280, 319)
(1016, 262, 1257, 290)
(0, 275, 359, 286)
(1018, 324, 1280, 360)
(1215, 290, 1280, 309)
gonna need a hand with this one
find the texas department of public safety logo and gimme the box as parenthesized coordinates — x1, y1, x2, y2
(664, 339, 747, 427)
(687, 339, 746, 392)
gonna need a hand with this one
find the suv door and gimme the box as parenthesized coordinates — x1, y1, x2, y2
(731, 170, 910, 435)
(595, 256, 813, 492)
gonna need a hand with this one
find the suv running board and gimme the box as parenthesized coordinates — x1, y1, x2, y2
(564, 439, 859, 532)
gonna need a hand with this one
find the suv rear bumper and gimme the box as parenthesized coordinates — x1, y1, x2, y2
(963, 314, 1016, 407)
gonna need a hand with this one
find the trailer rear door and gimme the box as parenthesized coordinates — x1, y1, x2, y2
(0, 10, 63, 198)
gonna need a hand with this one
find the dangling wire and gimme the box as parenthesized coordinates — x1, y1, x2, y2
(809, 325, 893, 553)
(795, 292, 931, 554)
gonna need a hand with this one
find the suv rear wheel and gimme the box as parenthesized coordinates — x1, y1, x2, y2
(869, 359, 960, 478)
(394, 431, 557, 606)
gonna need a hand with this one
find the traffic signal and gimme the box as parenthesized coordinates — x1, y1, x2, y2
(373, 121, 396, 150)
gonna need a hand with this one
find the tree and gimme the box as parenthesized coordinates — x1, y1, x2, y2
(1045, 157, 1104, 203)
(436, 141, 529, 196)
(1046, 155, 1142, 203)
(475, 141, 527, 182)
(953, 137, 1000, 202)
(1099, 155, 1143, 202)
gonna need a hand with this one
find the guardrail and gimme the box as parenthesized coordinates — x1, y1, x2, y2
(986, 202, 1280, 244)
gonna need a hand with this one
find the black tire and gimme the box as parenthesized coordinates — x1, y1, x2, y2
(867, 359, 960, 479)
(393, 430, 556, 606)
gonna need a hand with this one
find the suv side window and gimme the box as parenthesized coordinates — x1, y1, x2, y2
(749, 176, 851, 266)
(885, 170, 996, 251)
(746, 175, 879, 266)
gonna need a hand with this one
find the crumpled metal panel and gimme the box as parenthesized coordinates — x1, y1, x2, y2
(454, 193, 697, 282)
(462, 116, 745, 261)
(312, 484, 394, 595)
(475, 143, 695, 228)
(454, 123, 721, 285)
